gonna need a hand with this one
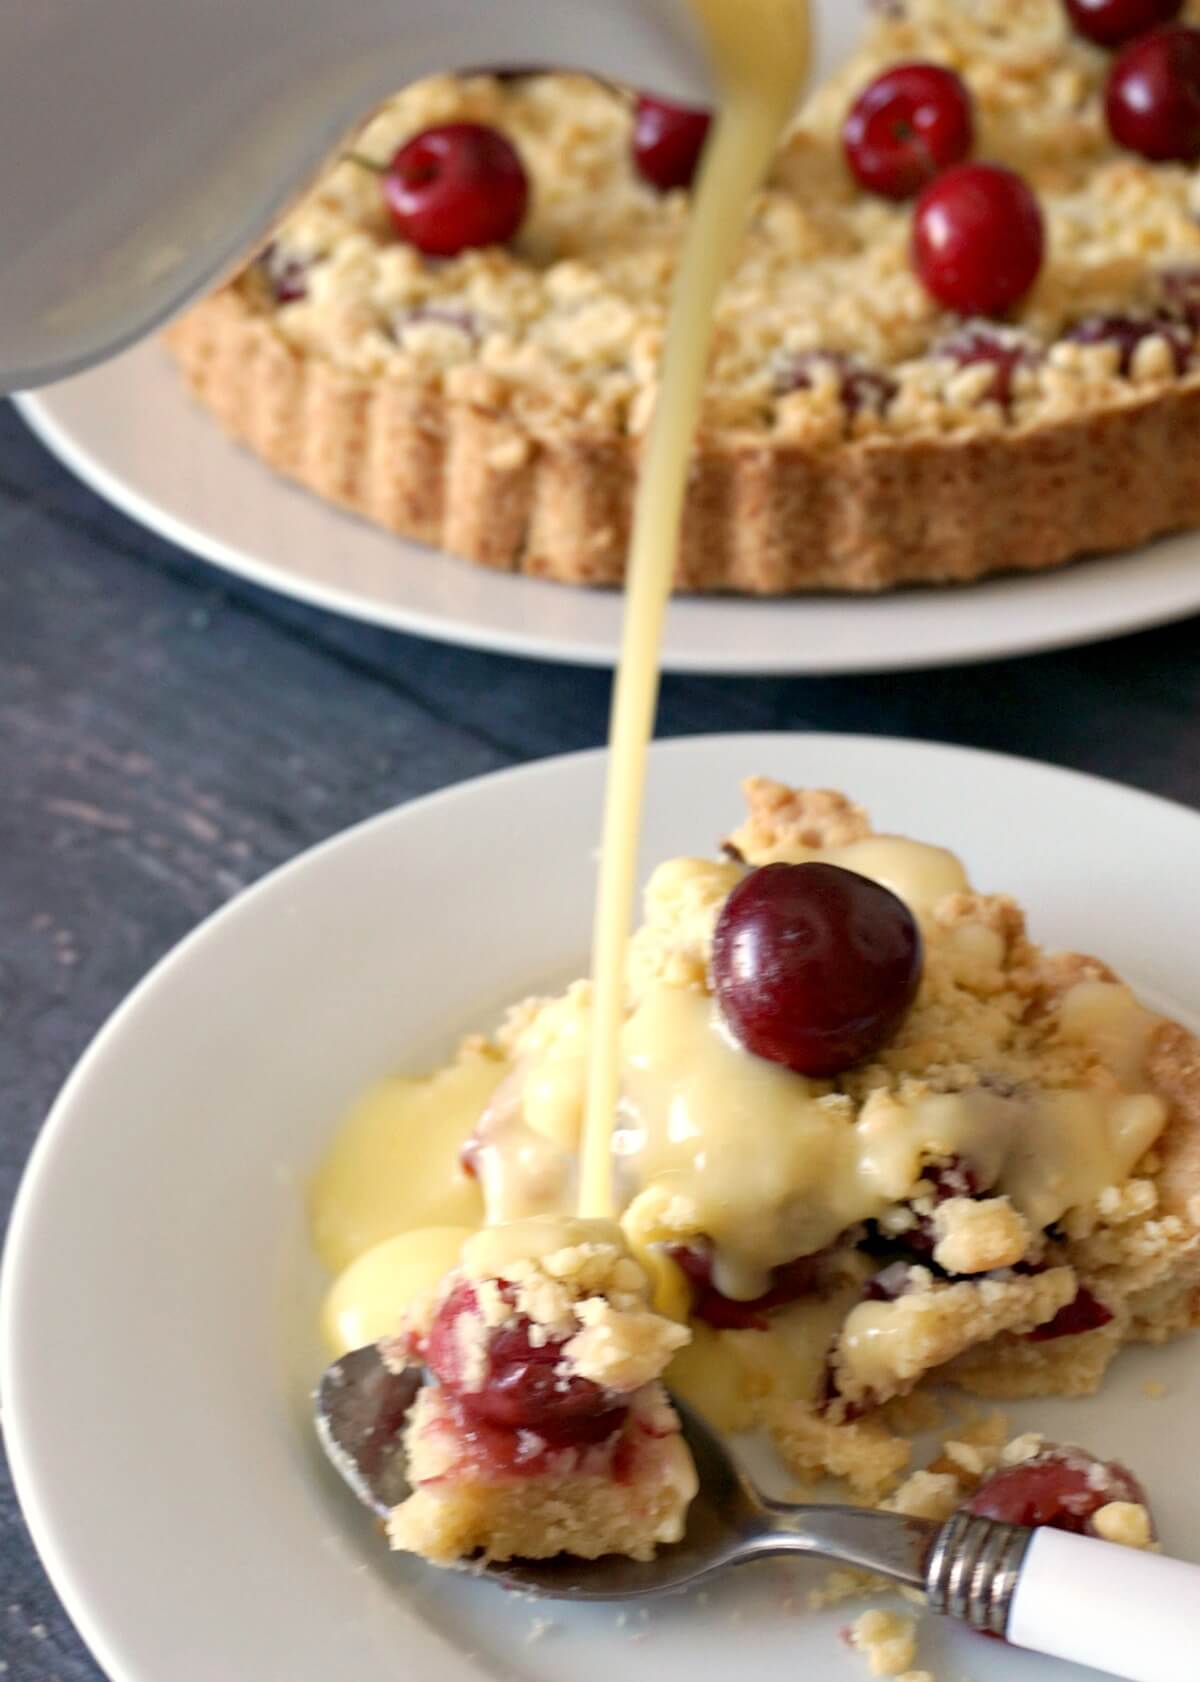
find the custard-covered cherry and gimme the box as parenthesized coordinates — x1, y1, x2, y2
(1065, 0, 1182, 46)
(425, 1282, 624, 1446)
(913, 163, 1045, 316)
(1106, 26, 1200, 162)
(968, 1447, 1147, 1535)
(632, 95, 712, 190)
(843, 63, 974, 199)
(383, 123, 528, 256)
(712, 862, 922, 1077)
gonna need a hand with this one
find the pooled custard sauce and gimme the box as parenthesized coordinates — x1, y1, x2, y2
(462, 975, 1164, 1303)
(308, 0, 1169, 1411)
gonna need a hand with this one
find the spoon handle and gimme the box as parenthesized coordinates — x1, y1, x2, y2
(1003, 1525, 1200, 1682)
(756, 1499, 937, 1587)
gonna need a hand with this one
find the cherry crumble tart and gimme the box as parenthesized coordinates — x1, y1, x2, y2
(171, 0, 1200, 591)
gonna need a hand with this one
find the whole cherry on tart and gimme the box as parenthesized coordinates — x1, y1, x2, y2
(382, 122, 529, 257)
(632, 94, 712, 191)
(1105, 26, 1200, 162)
(1064, 0, 1182, 47)
(842, 62, 974, 200)
(912, 162, 1045, 316)
(712, 861, 923, 1077)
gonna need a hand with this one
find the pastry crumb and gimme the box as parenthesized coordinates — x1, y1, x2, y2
(1091, 1501, 1154, 1549)
(850, 1609, 918, 1677)
(807, 1568, 887, 1611)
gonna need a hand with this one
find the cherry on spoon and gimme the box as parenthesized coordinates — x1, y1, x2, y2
(314, 1344, 1200, 1679)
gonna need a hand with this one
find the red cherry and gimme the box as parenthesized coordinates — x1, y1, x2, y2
(912, 163, 1045, 316)
(712, 862, 923, 1078)
(968, 1447, 1147, 1536)
(260, 243, 307, 302)
(1027, 1284, 1115, 1340)
(1105, 26, 1200, 161)
(667, 1240, 825, 1330)
(424, 1282, 625, 1447)
(382, 122, 528, 257)
(780, 350, 898, 415)
(1064, 310, 1192, 372)
(632, 95, 712, 191)
(1064, 0, 1182, 48)
(932, 326, 1041, 405)
(843, 62, 974, 200)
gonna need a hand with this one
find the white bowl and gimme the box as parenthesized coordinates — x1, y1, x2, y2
(4, 732, 1200, 1682)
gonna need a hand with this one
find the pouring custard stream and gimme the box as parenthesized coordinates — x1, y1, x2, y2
(311, 0, 816, 1328)
(579, 0, 811, 1220)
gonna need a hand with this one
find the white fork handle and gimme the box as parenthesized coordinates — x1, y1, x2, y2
(1008, 1527, 1200, 1681)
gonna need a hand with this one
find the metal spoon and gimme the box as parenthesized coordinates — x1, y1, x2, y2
(316, 1344, 1200, 1682)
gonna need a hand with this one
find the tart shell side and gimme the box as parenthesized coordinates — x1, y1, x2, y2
(165, 286, 1200, 594)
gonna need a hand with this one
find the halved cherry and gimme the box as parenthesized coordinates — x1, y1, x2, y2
(425, 1282, 625, 1447)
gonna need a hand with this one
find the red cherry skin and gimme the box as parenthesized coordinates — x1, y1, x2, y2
(712, 862, 923, 1078)
(424, 1282, 625, 1447)
(1064, 0, 1182, 48)
(912, 162, 1045, 316)
(932, 326, 1040, 405)
(632, 95, 712, 191)
(1027, 1284, 1115, 1340)
(843, 62, 974, 199)
(1105, 26, 1200, 162)
(668, 1241, 825, 1329)
(382, 122, 529, 256)
(968, 1448, 1147, 1535)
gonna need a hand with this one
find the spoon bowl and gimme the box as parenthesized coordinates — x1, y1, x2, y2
(316, 1344, 968, 1601)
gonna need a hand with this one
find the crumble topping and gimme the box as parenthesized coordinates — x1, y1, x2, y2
(564, 1295, 690, 1389)
(1091, 1500, 1154, 1548)
(930, 1195, 1032, 1274)
(391, 1217, 690, 1394)
(253, 0, 1200, 441)
(833, 1268, 1078, 1406)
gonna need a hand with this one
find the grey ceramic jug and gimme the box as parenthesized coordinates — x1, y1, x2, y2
(0, 1, 712, 393)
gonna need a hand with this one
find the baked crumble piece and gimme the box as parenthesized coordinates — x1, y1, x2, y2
(381, 1217, 696, 1563)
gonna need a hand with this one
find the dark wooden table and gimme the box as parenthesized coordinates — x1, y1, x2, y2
(1, 393, 1198, 1680)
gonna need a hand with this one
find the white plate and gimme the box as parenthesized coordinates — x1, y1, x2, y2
(3, 731, 1199, 1682)
(18, 216, 1200, 670)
